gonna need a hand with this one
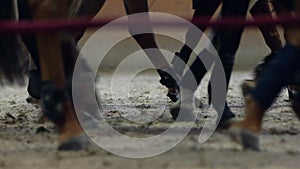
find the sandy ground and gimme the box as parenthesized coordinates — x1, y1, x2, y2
(0, 71, 299, 169)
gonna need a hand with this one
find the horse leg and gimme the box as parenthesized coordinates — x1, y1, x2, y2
(173, 0, 221, 107)
(123, 0, 179, 101)
(247, 0, 283, 85)
(70, 0, 106, 41)
(173, 0, 221, 77)
(21, 0, 106, 102)
(123, 0, 172, 69)
(0, 0, 24, 83)
(241, 0, 284, 97)
(251, 0, 283, 53)
(229, 0, 300, 151)
(28, 0, 88, 150)
(63, 0, 107, 78)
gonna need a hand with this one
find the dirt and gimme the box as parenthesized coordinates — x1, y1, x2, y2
(0, 71, 299, 169)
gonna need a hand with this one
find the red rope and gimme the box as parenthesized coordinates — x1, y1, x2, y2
(0, 14, 299, 34)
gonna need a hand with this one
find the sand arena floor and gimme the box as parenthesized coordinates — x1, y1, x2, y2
(0, 71, 299, 169)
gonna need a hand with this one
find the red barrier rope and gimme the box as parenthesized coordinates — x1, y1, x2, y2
(0, 14, 299, 34)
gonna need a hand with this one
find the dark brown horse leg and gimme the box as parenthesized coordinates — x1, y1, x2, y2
(0, 0, 24, 83)
(251, 0, 283, 53)
(241, 0, 284, 96)
(70, 0, 106, 41)
(174, 0, 221, 77)
(63, 0, 107, 78)
(230, 0, 300, 151)
(123, 0, 172, 70)
(249, 0, 283, 82)
(123, 0, 179, 101)
(28, 0, 88, 150)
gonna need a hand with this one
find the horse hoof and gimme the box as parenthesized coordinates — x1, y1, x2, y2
(26, 96, 41, 106)
(170, 100, 196, 122)
(217, 118, 235, 130)
(229, 128, 260, 151)
(167, 91, 203, 108)
(217, 107, 236, 129)
(58, 134, 91, 151)
(241, 80, 256, 97)
(170, 104, 180, 121)
(167, 91, 179, 102)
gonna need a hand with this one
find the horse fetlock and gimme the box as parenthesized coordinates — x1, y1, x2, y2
(158, 69, 178, 88)
(41, 82, 84, 144)
(41, 81, 68, 124)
